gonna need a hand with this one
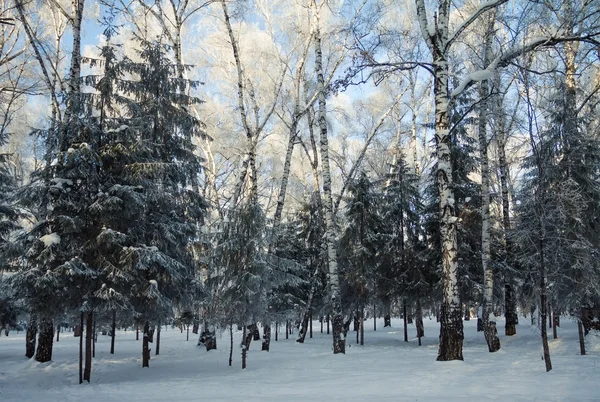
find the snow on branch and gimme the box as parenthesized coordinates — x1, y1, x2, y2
(451, 33, 600, 98)
(445, 0, 508, 51)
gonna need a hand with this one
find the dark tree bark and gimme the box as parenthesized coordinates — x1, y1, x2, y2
(403, 300, 408, 342)
(505, 284, 517, 335)
(25, 314, 37, 358)
(110, 310, 116, 354)
(326, 315, 330, 334)
(416, 298, 424, 344)
(373, 306, 376, 331)
(285, 321, 289, 339)
(155, 324, 161, 355)
(35, 318, 54, 363)
(136, 324, 139, 341)
(252, 324, 260, 341)
(142, 321, 150, 368)
(242, 324, 247, 369)
(79, 313, 83, 384)
(309, 311, 313, 339)
(56, 325, 60, 342)
(578, 312, 586, 356)
(261, 324, 271, 351)
(229, 324, 233, 366)
(92, 316, 96, 359)
(360, 307, 364, 346)
(192, 322, 199, 334)
(84, 312, 93, 382)
(275, 322, 278, 341)
(540, 243, 552, 372)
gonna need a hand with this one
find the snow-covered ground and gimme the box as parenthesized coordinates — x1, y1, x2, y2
(1, 317, 598, 401)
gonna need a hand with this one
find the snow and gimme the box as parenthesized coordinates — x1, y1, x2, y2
(0, 317, 597, 401)
(39, 233, 61, 247)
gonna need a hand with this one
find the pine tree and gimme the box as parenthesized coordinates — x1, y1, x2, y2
(339, 172, 381, 345)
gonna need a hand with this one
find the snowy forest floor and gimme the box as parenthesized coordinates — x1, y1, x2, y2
(1, 316, 599, 401)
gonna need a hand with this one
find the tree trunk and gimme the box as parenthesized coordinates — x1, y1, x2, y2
(276, 322, 279, 341)
(285, 320, 289, 340)
(79, 313, 83, 384)
(312, 0, 344, 355)
(479, 12, 500, 354)
(241, 324, 247, 369)
(373, 306, 376, 331)
(110, 310, 116, 354)
(92, 316, 96, 358)
(192, 322, 199, 335)
(155, 324, 161, 355)
(539, 239, 552, 372)
(403, 300, 408, 342)
(327, 315, 330, 335)
(25, 314, 37, 358)
(495, 70, 518, 337)
(578, 311, 586, 356)
(136, 325, 139, 341)
(142, 321, 150, 368)
(261, 324, 271, 351)
(309, 310, 313, 339)
(229, 323, 233, 366)
(360, 307, 364, 346)
(415, 0, 463, 362)
(552, 308, 559, 339)
(35, 318, 54, 363)
(84, 312, 93, 382)
(504, 284, 517, 336)
(416, 298, 424, 342)
(56, 325, 60, 342)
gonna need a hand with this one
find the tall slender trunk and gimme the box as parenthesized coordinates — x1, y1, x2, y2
(241, 324, 247, 369)
(312, 0, 344, 354)
(229, 323, 233, 366)
(25, 314, 37, 358)
(578, 308, 586, 356)
(84, 312, 93, 382)
(110, 310, 116, 354)
(35, 318, 54, 363)
(79, 313, 83, 384)
(142, 321, 150, 368)
(272, 120, 298, 232)
(360, 307, 364, 346)
(479, 12, 500, 353)
(297, 267, 319, 343)
(539, 239, 552, 372)
(416, 299, 424, 345)
(403, 300, 408, 342)
(373, 306, 376, 331)
(494, 71, 517, 336)
(92, 316, 96, 358)
(156, 324, 161, 355)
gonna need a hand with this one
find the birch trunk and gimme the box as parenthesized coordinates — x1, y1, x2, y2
(63, 0, 84, 131)
(415, 0, 463, 361)
(479, 12, 500, 353)
(495, 71, 517, 336)
(312, 0, 344, 354)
